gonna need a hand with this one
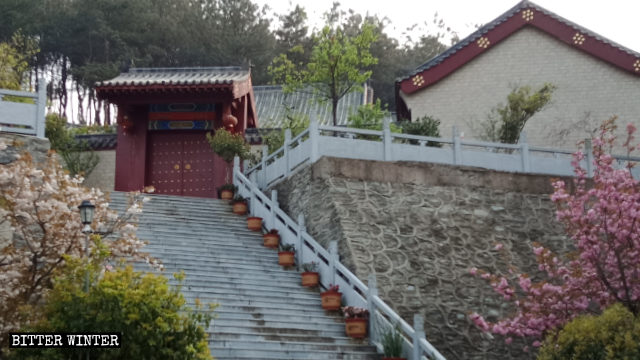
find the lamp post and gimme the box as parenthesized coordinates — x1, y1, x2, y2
(78, 200, 95, 293)
(78, 200, 94, 360)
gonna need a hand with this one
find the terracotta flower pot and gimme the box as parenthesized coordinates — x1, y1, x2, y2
(263, 233, 279, 248)
(320, 290, 342, 310)
(345, 318, 367, 338)
(247, 217, 262, 231)
(220, 189, 234, 200)
(232, 201, 247, 215)
(278, 251, 295, 267)
(301, 271, 319, 287)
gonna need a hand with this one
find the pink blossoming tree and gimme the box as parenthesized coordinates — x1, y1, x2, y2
(469, 118, 639, 346)
(0, 144, 159, 346)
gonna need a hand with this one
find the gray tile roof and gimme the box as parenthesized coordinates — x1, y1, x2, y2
(398, 0, 640, 82)
(75, 134, 117, 150)
(97, 67, 250, 87)
(254, 85, 366, 128)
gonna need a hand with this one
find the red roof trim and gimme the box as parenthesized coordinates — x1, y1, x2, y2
(400, 7, 640, 95)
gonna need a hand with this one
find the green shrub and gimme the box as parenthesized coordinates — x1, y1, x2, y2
(401, 115, 442, 147)
(347, 100, 400, 140)
(537, 303, 640, 360)
(206, 128, 250, 163)
(382, 325, 405, 357)
(45, 113, 99, 177)
(262, 114, 309, 155)
(9, 255, 215, 360)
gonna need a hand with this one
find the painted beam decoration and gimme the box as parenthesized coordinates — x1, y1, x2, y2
(148, 103, 216, 130)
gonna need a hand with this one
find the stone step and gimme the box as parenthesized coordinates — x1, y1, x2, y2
(213, 309, 342, 325)
(210, 347, 379, 360)
(166, 275, 313, 291)
(211, 330, 359, 345)
(211, 318, 346, 332)
(110, 191, 381, 359)
(212, 339, 373, 353)
(209, 323, 346, 337)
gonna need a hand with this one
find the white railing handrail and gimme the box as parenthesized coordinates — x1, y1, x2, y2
(0, 83, 46, 138)
(245, 119, 640, 185)
(233, 158, 446, 360)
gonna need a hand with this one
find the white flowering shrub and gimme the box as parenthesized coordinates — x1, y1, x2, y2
(0, 148, 158, 346)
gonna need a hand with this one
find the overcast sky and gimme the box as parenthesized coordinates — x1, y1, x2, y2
(254, 0, 640, 53)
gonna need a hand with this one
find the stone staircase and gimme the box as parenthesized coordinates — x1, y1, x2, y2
(109, 192, 380, 360)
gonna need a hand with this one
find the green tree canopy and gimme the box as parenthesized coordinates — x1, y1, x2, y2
(270, 21, 378, 126)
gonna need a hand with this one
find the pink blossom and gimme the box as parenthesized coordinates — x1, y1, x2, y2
(494, 243, 504, 251)
(468, 118, 640, 348)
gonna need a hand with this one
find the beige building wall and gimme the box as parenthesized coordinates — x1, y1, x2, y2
(401, 27, 640, 151)
(82, 150, 116, 192)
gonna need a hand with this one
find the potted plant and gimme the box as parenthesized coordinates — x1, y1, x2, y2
(217, 183, 237, 200)
(342, 306, 369, 338)
(278, 244, 295, 267)
(382, 325, 406, 360)
(301, 262, 319, 287)
(247, 216, 262, 231)
(231, 195, 248, 215)
(320, 284, 342, 311)
(206, 128, 251, 184)
(263, 229, 279, 248)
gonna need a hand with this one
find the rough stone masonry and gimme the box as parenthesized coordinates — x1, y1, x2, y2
(272, 157, 573, 360)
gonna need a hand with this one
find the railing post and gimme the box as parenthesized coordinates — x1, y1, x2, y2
(232, 156, 240, 186)
(261, 146, 268, 188)
(284, 128, 292, 176)
(328, 241, 338, 286)
(452, 126, 461, 165)
(412, 314, 425, 360)
(35, 81, 46, 138)
(585, 138, 594, 177)
(520, 132, 530, 172)
(367, 273, 378, 345)
(296, 214, 305, 270)
(383, 119, 392, 161)
(270, 190, 278, 229)
(309, 118, 320, 163)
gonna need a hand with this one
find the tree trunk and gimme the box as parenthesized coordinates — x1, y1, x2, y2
(332, 98, 338, 127)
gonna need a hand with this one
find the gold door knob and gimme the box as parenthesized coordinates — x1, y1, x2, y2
(185, 164, 191, 170)
(174, 164, 180, 170)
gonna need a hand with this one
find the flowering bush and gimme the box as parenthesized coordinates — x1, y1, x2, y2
(326, 284, 340, 293)
(0, 149, 158, 346)
(469, 118, 640, 347)
(342, 306, 369, 320)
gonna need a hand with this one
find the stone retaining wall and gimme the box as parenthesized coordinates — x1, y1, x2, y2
(271, 157, 572, 360)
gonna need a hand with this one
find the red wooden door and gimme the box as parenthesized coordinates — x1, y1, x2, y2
(181, 133, 216, 197)
(146, 131, 216, 198)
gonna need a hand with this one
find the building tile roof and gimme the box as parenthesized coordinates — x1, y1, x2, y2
(397, 0, 640, 94)
(96, 67, 250, 87)
(254, 85, 367, 128)
(75, 134, 117, 150)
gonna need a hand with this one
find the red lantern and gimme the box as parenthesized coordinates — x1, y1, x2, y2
(118, 115, 134, 132)
(223, 114, 238, 130)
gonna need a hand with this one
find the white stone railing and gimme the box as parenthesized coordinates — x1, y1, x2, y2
(0, 85, 46, 138)
(246, 119, 640, 189)
(233, 158, 447, 360)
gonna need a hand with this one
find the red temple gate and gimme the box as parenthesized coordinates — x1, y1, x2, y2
(96, 67, 257, 198)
